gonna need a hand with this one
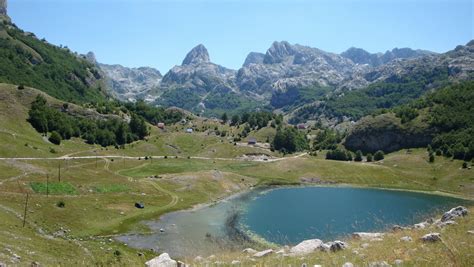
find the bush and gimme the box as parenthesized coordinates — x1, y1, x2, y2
(49, 131, 62, 145)
(17, 84, 25, 90)
(462, 162, 468, 169)
(366, 153, 373, 162)
(56, 201, 65, 208)
(326, 148, 352, 161)
(354, 150, 363, 162)
(374, 150, 385, 161)
(429, 152, 435, 163)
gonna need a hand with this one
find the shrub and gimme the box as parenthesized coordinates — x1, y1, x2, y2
(374, 150, 385, 161)
(354, 150, 363, 162)
(17, 84, 25, 90)
(429, 153, 435, 163)
(49, 131, 62, 145)
(462, 162, 468, 169)
(366, 153, 373, 162)
(56, 201, 65, 208)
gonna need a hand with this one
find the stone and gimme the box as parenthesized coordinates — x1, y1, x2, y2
(289, 239, 324, 255)
(145, 253, 177, 267)
(352, 232, 384, 240)
(253, 249, 273, 258)
(468, 230, 474, 235)
(394, 259, 403, 266)
(414, 221, 430, 229)
(342, 262, 354, 267)
(441, 206, 468, 222)
(231, 260, 241, 265)
(421, 233, 441, 242)
(275, 249, 286, 254)
(400, 236, 412, 242)
(392, 225, 410, 231)
(436, 220, 457, 228)
(322, 240, 347, 252)
(193, 256, 204, 262)
(314, 265, 322, 267)
(242, 248, 257, 254)
(369, 261, 391, 267)
(361, 243, 370, 248)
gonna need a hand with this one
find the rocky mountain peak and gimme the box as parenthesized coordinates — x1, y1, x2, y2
(243, 52, 265, 67)
(85, 51, 98, 65)
(0, 0, 7, 16)
(182, 44, 210, 65)
(264, 41, 295, 64)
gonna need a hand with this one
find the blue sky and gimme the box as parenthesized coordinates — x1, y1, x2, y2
(8, 0, 473, 72)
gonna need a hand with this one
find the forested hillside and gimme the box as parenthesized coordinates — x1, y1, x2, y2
(0, 18, 107, 103)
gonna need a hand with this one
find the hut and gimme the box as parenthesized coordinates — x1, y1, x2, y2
(247, 137, 257, 145)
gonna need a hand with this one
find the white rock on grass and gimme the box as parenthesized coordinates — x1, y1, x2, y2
(342, 262, 354, 267)
(253, 249, 273, 258)
(242, 248, 257, 254)
(414, 221, 430, 229)
(468, 230, 474, 235)
(369, 261, 391, 267)
(193, 256, 204, 262)
(145, 253, 177, 267)
(436, 220, 457, 228)
(321, 240, 347, 252)
(352, 232, 384, 240)
(231, 260, 241, 265)
(400, 236, 412, 242)
(394, 259, 403, 265)
(441, 206, 468, 222)
(289, 239, 323, 255)
(421, 232, 441, 242)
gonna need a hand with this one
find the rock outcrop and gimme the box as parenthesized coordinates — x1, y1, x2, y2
(99, 63, 162, 102)
(182, 44, 210, 65)
(145, 253, 177, 267)
(421, 232, 441, 242)
(341, 47, 435, 67)
(0, 0, 6, 16)
(352, 232, 385, 241)
(289, 239, 324, 255)
(441, 206, 468, 222)
(253, 249, 273, 258)
(243, 52, 265, 67)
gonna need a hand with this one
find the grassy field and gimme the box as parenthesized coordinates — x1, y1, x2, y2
(0, 83, 473, 266)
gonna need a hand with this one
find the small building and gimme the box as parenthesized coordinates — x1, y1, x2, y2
(157, 122, 165, 129)
(297, 124, 307, 130)
(186, 128, 193, 134)
(248, 137, 257, 145)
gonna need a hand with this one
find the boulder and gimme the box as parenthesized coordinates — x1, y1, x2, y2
(321, 240, 347, 252)
(145, 253, 177, 267)
(394, 259, 403, 266)
(421, 232, 441, 242)
(414, 221, 430, 229)
(392, 225, 411, 231)
(342, 263, 354, 267)
(400, 236, 412, 242)
(231, 260, 241, 265)
(242, 248, 257, 254)
(436, 220, 457, 228)
(253, 249, 273, 258)
(352, 232, 384, 240)
(369, 261, 391, 267)
(193, 256, 204, 262)
(468, 230, 474, 235)
(289, 239, 324, 255)
(441, 206, 468, 222)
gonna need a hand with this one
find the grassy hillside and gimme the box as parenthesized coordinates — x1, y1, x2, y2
(0, 19, 107, 104)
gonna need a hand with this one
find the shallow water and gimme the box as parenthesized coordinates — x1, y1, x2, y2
(117, 186, 467, 258)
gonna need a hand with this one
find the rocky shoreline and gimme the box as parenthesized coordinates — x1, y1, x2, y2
(145, 206, 470, 267)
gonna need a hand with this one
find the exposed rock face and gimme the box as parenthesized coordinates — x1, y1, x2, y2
(145, 253, 177, 267)
(237, 41, 357, 95)
(243, 52, 265, 67)
(182, 44, 210, 65)
(341, 47, 435, 67)
(289, 239, 323, 255)
(352, 232, 385, 241)
(99, 63, 162, 102)
(344, 113, 433, 153)
(161, 44, 236, 94)
(0, 0, 6, 16)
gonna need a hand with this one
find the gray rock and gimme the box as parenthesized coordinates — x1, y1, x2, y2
(145, 253, 177, 267)
(352, 232, 384, 240)
(369, 261, 391, 267)
(342, 263, 354, 267)
(289, 239, 324, 255)
(441, 206, 468, 222)
(400, 236, 412, 242)
(394, 259, 403, 266)
(436, 220, 457, 228)
(468, 230, 474, 235)
(421, 232, 441, 242)
(193, 256, 203, 262)
(0, 0, 6, 16)
(253, 249, 273, 258)
(361, 242, 370, 248)
(231, 260, 241, 265)
(182, 44, 210, 65)
(243, 52, 265, 67)
(322, 240, 347, 252)
(242, 248, 257, 254)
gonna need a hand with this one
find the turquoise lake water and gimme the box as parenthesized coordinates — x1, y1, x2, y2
(117, 186, 467, 257)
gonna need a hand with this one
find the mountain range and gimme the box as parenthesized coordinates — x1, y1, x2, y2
(95, 40, 474, 119)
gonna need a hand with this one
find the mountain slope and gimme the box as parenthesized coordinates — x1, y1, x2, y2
(0, 19, 107, 104)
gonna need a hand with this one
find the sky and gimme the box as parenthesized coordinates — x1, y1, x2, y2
(7, 0, 474, 72)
